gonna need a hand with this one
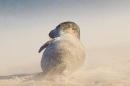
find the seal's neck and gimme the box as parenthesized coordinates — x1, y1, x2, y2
(60, 33, 80, 40)
(59, 29, 80, 40)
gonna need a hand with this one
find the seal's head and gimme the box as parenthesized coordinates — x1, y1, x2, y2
(39, 22, 80, 53)
(49, 21, 80, 39)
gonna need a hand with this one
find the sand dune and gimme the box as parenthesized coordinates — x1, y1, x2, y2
(0, 43, 130, 86)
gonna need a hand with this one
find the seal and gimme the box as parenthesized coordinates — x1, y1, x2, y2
(39, 21, 85, 78)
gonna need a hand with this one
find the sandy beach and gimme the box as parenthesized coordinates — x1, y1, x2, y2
(0, 0, 130, 86)
(0, 43, 130, 86)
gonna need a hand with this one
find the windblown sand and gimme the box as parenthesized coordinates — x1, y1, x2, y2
(0, 43, 130, 86)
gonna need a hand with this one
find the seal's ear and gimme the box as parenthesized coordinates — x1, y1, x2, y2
(38, 39, 55, 53)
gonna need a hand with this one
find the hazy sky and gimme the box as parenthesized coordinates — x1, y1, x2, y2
(0, 0, 130, 73)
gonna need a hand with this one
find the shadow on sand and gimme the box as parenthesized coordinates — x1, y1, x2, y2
(0, 72, 46, 81)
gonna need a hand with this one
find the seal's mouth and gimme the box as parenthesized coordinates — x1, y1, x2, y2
(49, 30, 54, 38)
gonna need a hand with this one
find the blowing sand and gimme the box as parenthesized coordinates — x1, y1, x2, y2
(0, 43, 130, 86)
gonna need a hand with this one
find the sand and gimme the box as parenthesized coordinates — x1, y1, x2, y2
(0, 43, 130, 86)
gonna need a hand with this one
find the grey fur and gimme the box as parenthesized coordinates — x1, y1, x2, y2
(39, 21, 85, 78)
(49, 21, 80, 39)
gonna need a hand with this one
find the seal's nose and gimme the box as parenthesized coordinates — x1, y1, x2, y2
(49, 30, 54, 38)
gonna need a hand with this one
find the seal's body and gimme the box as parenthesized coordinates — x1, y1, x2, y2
(39, 22, 85, 77)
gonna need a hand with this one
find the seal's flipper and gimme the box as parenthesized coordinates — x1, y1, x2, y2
(38, 39, 55, 53)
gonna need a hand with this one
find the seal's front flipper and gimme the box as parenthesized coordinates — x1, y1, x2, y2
(38, 39, 55, 53)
